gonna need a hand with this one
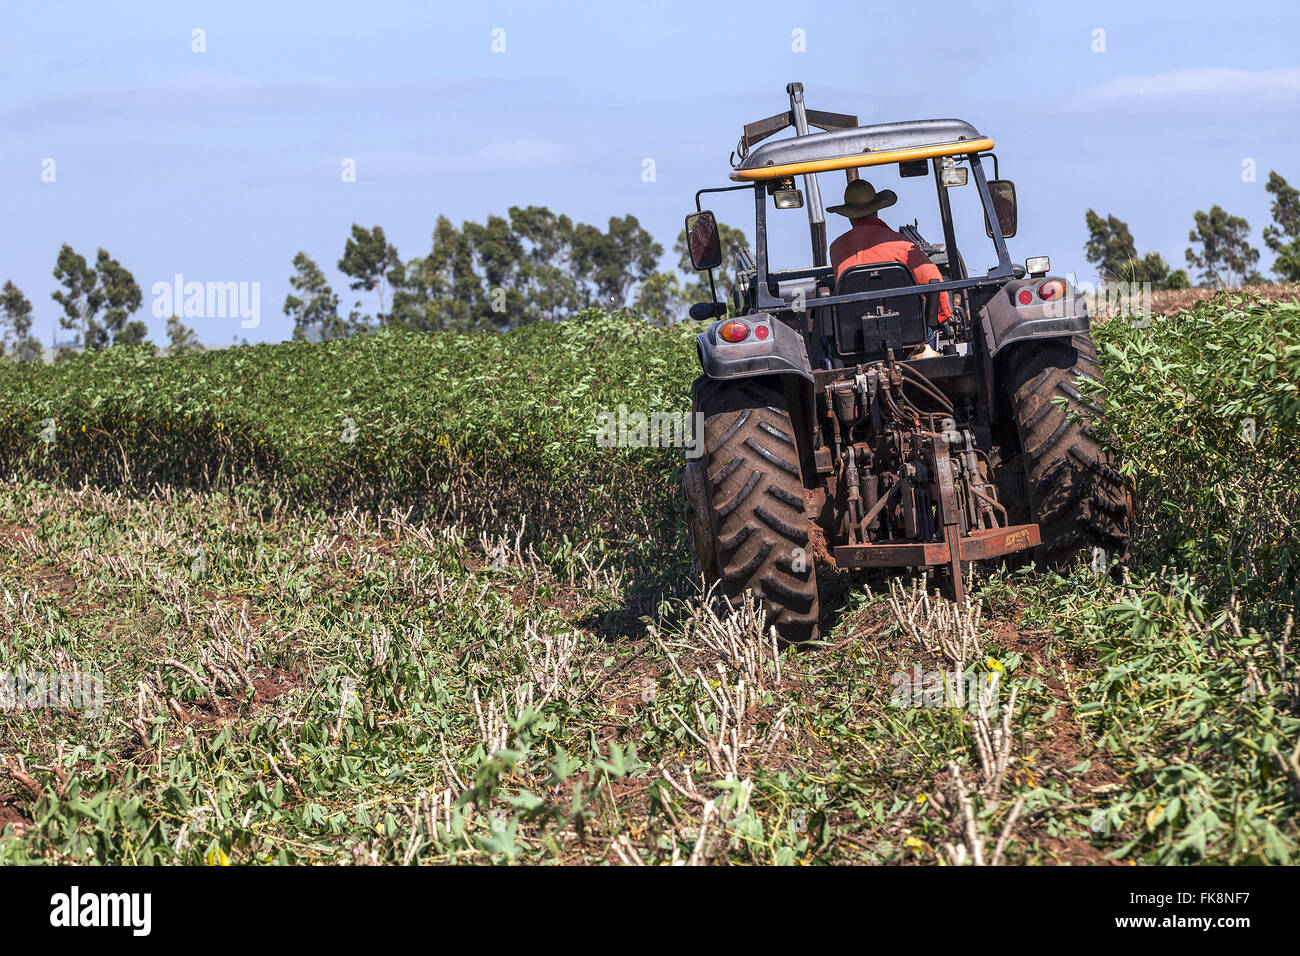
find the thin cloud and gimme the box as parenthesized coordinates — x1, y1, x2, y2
(357, 140, 575, 176)
(469, 140, 574, 172)
(349, 141, 575, 177)
(1075, 67, 1300, 106)
(2, 74, 515, 129)
(241, 140, 576, 187)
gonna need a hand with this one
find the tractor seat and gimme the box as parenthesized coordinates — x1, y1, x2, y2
(832, 262, 936, 358)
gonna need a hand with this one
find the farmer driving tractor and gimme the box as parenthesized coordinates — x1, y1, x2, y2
(828, 179, 951, 356)
(683, 86, 1133, 641)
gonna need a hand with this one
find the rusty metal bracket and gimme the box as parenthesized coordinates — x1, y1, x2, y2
(931, 440, 965, 603)
(831, 524, 1041, 575)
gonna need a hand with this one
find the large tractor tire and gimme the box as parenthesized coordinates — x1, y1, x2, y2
(1006, 334, 1133, 570)
(685, 377, 819, 644)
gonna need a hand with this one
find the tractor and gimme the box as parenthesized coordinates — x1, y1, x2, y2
(682, 83, 1133, 644)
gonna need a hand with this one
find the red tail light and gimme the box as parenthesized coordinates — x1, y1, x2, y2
(753, 324, 770, 340)
(718, 321, 750, 342)
(1037, 279, 1067, 300)
(1017, 289, 1034, 305)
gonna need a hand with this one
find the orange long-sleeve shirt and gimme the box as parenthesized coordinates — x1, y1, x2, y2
(829, 216, 952, 322)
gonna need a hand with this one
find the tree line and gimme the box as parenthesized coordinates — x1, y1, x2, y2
(3, 170, 1300, 358)
(288, 210, 661, 340)
(283, 210, 754, 340)
(1084, 170, 1300, 289)
(1, 245, 204, 360)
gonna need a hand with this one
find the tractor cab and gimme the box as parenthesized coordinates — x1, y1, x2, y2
(684, 84, 1043, 373)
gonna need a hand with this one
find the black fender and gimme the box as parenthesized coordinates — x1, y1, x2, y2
(979, 278, 1091, 357)
(694, 316, 817, 486)
(696, 314, 814, 383)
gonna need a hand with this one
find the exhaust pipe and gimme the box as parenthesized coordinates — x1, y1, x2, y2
(787, 82, 827, 268)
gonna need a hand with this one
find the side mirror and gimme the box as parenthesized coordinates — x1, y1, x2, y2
(984, 180, 1018, 239)
(689, 301, 727, 321)
(685, 210, 723, 271)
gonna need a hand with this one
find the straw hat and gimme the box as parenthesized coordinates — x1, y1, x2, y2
(827, 179, 897, 218)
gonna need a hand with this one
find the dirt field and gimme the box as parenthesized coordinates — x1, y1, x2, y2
(1, 304, 1296, 865)
(1153, 281, 1300, 313)
(0, 480, 1151, 865)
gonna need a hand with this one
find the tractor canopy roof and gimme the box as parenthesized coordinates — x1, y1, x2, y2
(730, 119, 993, 182)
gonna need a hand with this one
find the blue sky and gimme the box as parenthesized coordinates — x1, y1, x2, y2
(1, 0, 1297, 345)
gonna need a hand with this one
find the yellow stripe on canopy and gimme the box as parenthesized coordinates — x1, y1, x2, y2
(730, 138, 995, 182)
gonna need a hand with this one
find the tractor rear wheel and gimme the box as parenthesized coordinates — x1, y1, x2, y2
(685, 377, 819, 644)
(1006, 334, 1133, 570)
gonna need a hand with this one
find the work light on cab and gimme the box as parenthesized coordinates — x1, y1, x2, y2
(719, 320, 750, 342)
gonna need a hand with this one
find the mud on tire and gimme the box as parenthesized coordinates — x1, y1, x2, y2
(1006, 333, 1133, 570)
(687, 376, 819, 644)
